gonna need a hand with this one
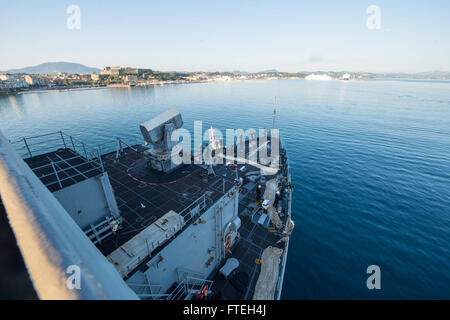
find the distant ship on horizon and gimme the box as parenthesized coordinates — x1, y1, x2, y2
(338, 73, 351, 81)
(305, 74, 333, 81)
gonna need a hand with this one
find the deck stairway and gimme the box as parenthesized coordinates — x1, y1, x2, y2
(128, 276, 213, 300)
(127, 267, 213, 300)
(168, 276, 214, 300)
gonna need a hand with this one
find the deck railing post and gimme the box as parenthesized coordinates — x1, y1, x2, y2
(97, 148, 104, 172)
(69, 136, 76, 152)
(23, 138, 32, 158)
(82, 142, 88, 159)
(60, 131, 67, 148)
(115, 138, 121, 160)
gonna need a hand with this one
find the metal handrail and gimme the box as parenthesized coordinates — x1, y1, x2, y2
(10, 131, 105, 189)
(97, 135, 144, 156)
(11, 131, 63, 142)
(11, 131, 99, 160)
(177, 267, 205, 282)
(167, 276, 213, 300)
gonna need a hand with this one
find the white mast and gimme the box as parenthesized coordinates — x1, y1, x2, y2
(272, 96, 277, 129)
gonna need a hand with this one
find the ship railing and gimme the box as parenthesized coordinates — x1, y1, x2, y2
(126, 283, 168, 299)
(96, 135, 144, 158)
(10, 131, 105, 189)
(167, 276, 214, 300)
(84, 215, 121, 245)
(116, 137, 139, 155)
(128, 276, 213, 300)
(10, 131, 66, 158)
(177, 193, 212, 227)
(176, 267, 205, 283)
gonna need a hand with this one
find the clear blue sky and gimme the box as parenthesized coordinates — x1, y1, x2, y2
(1, 0, 449, 73)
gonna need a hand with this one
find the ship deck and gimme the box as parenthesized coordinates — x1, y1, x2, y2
(18, 134, 291, 300)
(208, 158, 289, 300)
(210, 193, 286, 299)
(97, 145, 236, 256)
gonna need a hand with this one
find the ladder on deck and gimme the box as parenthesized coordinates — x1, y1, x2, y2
(177, 267, 204, 282)
(128, 269, 213, 300)
(168, 276, 214, 300)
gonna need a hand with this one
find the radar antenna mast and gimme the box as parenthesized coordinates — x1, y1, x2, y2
(272, 96, 277, 129)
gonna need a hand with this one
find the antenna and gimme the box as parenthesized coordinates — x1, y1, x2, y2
(272, 96, 277, 129)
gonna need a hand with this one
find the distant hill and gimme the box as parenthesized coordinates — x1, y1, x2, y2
(231, 70, 249, 75)
(258, 69, 279, 74)
(376, 71, 450, 80)
(4, 62, 101, 75)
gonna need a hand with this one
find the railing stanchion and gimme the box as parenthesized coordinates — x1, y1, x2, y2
(82, 142, 88, 159)
(116, 138, 121, 160)
(97, 148, 104, 172)
(70, 136, 76, 151)
(23, 138, 32, 158)
(60, 131, 67, 148)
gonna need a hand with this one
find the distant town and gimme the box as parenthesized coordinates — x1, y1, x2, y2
(1, 63, 449, 95)
(0, 66, 309, 95)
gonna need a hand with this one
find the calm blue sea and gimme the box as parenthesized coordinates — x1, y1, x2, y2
(1, 79, 449, 299)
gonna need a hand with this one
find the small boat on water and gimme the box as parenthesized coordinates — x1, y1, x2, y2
(339, 73, 351, 81)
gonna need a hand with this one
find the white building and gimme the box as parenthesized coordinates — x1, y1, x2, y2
(24, 75, 37, 85)
(124, 75, 138, 83)
(1, 77, 29, 89)
(0, 74, 14, 81)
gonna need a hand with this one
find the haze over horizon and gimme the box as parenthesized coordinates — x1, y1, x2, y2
(1, 1, 449, 73)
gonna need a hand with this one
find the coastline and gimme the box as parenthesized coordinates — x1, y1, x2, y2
(13, 85, 109, 95)
(3, 77, 447, 97)
(1, 78, 292, 96)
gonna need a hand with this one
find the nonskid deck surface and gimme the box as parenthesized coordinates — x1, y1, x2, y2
(209, 161, 289, 299)
(210, 193, 286, 299)
(24, 148, 102, 192)
(97, 145, 236, 256)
